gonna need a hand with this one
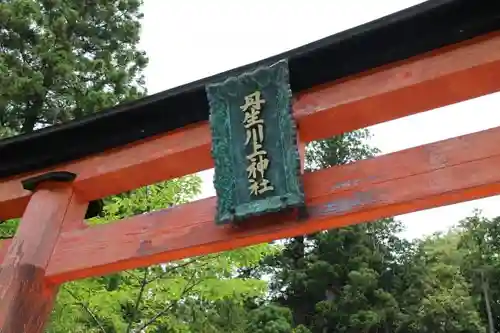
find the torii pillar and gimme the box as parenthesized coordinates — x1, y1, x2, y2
(0, 172, 87, 333)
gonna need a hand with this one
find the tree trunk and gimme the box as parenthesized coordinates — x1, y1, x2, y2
(481, 271, 495, 333)
(21, 113, 38, 133)
(21, 98, 44, 133)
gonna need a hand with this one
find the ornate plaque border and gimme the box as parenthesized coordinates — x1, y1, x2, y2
(206, 59, 304, 225)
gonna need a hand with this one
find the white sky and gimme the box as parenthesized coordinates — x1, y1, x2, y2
(139, 0, 500, 240)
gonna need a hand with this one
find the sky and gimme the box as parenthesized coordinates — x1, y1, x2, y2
(138, 0, 500, 240)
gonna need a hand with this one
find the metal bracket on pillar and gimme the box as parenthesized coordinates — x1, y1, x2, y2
(21, 171, 77, 191)
(21, 171, 103, 219)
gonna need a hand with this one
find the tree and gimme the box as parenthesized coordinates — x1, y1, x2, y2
(458, 212, 500, 333)
(261, 130, 412, 332)
(260, 128, 488, 333)
(305, 129, 378, 171)
(0, 0, 149, 243)
(0, 2, 280, 332)
(396, 231, 485, 333)
(265, 218, 411, 333)
(0, 0, 148, 136)
(245, 304, 295, 333)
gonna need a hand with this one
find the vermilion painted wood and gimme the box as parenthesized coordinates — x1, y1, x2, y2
(0, 184, 87, 333)
(294, 32, 500, 142)
(0, 239, 12, 264)
(1, 33, 500, 220)
(45, 125, 500, 283)
(60, 195, 89, 232)
(0, 194, 86, 265)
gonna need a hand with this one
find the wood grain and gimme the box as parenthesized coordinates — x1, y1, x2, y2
(0, 239, 12, 264)
(2, 33, 500, 220)
(45, 125, 500, 283)
(0, 184, 86, 333)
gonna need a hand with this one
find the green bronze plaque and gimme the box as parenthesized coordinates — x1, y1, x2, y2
(206, 59, 305, 225)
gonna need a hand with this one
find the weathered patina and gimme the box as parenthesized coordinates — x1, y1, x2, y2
(206, 60, 304, 224)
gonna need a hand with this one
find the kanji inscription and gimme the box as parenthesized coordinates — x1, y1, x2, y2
(206, 59, 304, 225)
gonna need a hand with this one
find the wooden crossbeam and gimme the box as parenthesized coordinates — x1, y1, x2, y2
(12, 125, 495, 283)
(1, 32, 500, 221)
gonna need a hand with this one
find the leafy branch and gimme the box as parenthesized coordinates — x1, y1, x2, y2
(126, 268, 149, 333)
(64, 286, 107, 333)
(145, 255, 218, 285)
(133, 269, 201, 332)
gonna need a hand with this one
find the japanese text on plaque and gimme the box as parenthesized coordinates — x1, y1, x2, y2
(240, 91, 275, 196)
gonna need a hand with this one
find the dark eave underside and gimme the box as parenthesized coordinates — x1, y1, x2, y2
(1, 0, 499, 180)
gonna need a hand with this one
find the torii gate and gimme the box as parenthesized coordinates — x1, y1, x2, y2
(1, 1, 500, 331)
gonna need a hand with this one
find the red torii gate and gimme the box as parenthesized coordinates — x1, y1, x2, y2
(1, 1, 500, 331)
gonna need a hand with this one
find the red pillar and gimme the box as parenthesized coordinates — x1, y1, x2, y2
(0, 175, 87, 332)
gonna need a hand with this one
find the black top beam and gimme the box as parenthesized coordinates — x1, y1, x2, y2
(1, 0, 499, 180)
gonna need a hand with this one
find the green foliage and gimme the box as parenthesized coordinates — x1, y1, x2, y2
(395, 231, 485, 333)
(46, 176, 278, 333)
(0, 0, 148, 136)
(260, 130, 492, 333)
(293, 325, 312, 333)
(0, 218, 18, 239)
(0, 125, 17, 138)
(3, 2, 500, 331)
(245, 305, 294, 333)
(260, 131, 402, 332)
(305, 129, 379, 171)
(89, 176, 202, 222)
(458, 212, 500, 333)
